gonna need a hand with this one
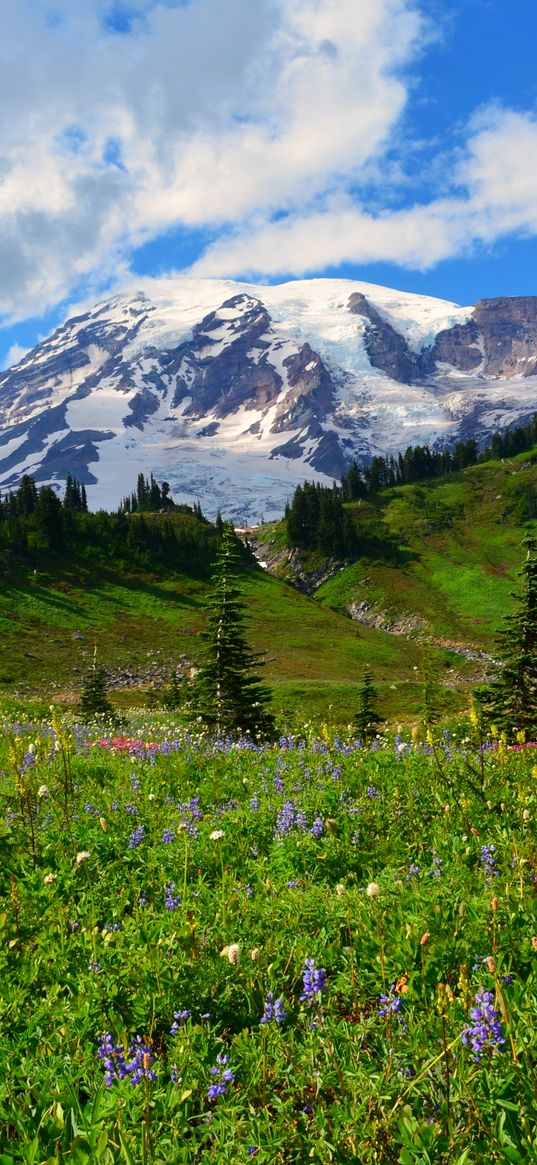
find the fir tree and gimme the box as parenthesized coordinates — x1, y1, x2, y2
(77, 647, 118, 723)
(477, 533, 537, 737)
(189, 524, 276, 739)
(354, 666, 382, 743)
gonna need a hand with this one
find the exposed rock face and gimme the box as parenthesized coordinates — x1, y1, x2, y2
(422, 319, 483, 374)
(422, 296, 537, 378)
(474, 297, 537, 378)
(167, 295, 284, 418)
(1, 277, 537, 521)
(348, 292, 419, 382)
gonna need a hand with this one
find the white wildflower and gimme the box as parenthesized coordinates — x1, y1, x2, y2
(366, 882, 380, 898)
(220, 943, 240, 965)
(44, 873, 57, 885)
(210, 829, 225, 841)
(37, 784, 50, 798)
(76, 850, 91, 866)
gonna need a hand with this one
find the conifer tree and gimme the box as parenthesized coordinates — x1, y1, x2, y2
(78, 647, 118, 723)
(477, 533, 537, 737)
(354, 666, 383, 743)
(189, 524, 276, 739)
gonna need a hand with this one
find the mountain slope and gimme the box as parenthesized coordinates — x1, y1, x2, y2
(2, 277, 537, 520)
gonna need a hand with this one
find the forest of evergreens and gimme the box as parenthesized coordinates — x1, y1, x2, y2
(0, 472, 217, 576)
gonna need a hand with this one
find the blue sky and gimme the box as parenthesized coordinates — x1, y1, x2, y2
(2, 0, 537, 367)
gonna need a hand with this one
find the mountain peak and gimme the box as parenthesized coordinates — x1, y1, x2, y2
(0, 277, 536, 521)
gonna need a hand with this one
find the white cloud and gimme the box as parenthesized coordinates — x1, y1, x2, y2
(190, 106, 537, 282)
(0, 0, 424, 321)
(2, 342, 30, 369)
(2, 1, 537, 326)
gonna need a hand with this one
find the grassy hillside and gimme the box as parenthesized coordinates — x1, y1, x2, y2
(3, 448, 536, 727)
(0, 530, 473, 728)
(293, 447, 537, 649)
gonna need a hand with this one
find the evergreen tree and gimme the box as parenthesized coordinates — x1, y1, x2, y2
(77, 647, 118, 723)
(34, 486, 64, 551)
(354, 666, 383, 743)
(476, 533, 537, 737)
(419, 650, 444, 727)
(189, 524, 276, 739)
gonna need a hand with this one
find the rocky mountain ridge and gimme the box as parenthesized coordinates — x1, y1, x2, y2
(1, 277, 537, 520)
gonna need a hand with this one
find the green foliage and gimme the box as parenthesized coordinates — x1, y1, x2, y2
(0, 473, 215, 576)
(477, 533, 537, 737)
(0, 712, 537, 1163)
(286, 480, 357, 556)
(354, 665, 383, 741)
(190, 525, 276, 739)
(77, 648, 118, 724)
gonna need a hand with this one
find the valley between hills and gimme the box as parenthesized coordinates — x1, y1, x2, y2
(1, 442, 535, 728)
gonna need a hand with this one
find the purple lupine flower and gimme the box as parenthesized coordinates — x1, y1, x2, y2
(164, 882, 181, 911)
(207, 1053, 234, 1100)
(406, 863, 421, 881)
(310, 816, 324, 837)
(274, 800, 296, 838)
(295, 808, 308, 831)
(161, 828, 176, 844)
(128, 824, 146, 849)
(170, 1009, 192, 1034)
(379, 987, 404, 1018)
(250, 793, 260, 812)
(480, 844, 499, 879)
(98, 1033, 129, 1087)
(98, 1033, 156, 1087)
(125, 1037, 157, 1084)
(427, 856, 442, 878)
(366, 785, 379, 799)
(260, 991, 288, 1025)
(300, 958, 327, 1004)
(461, 987, 505, 1061)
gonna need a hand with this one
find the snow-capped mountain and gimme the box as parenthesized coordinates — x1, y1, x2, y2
(1, 277, 537, 521)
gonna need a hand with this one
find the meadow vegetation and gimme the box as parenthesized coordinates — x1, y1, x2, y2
(1, 708, 537, 1163)
(1, 443, 537, 1161)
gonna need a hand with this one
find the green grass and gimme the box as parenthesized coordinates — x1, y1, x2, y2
(2, 449, 535, 725)
(315, 452, 537, 648)
(1, 712, 537, 1163)
(1, 544, 473, 727)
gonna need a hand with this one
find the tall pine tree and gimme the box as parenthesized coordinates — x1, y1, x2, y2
(477, 533, 537, 737)
(354, 666, 383, 743)
(189, 524, 276, 739)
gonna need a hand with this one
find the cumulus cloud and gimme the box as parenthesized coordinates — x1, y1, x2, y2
(191, 106, 537, 279)
(2, 342, 30, 369)
(2, 0, 537, 325)
(0, 0, 424, 320)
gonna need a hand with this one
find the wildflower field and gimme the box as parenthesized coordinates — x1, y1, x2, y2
(1, 710, 537, 1163)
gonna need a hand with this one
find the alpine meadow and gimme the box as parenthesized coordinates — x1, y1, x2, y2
(3, 0, 537, 1160)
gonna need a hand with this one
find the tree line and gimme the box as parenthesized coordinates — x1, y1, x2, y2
(119, 473, 204, 519)
(285, 414, 537, 554)
(0, 473, 216, 576)
(341, 412, 537, 500)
